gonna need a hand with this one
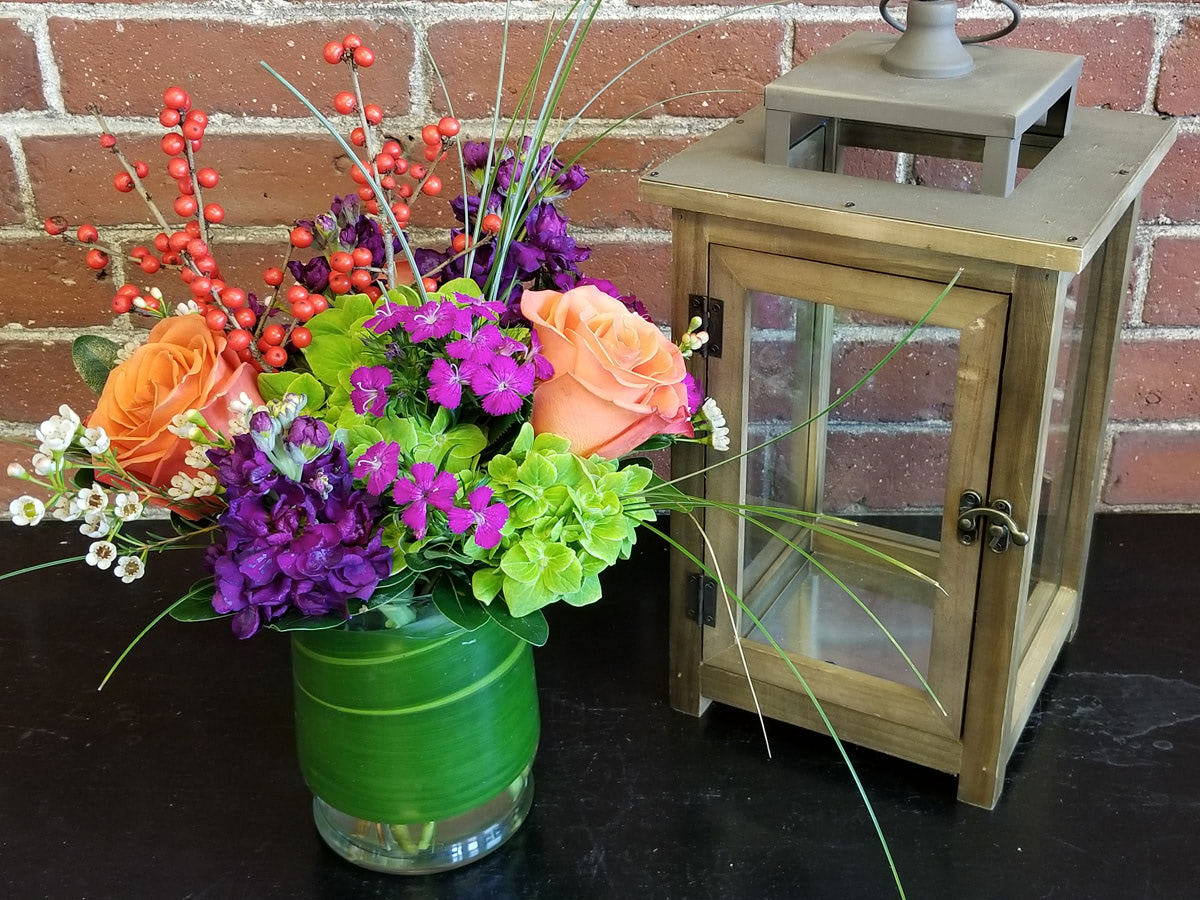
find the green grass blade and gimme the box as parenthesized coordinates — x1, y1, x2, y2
(97, 595, 187, 691)
(655, 269, 962, 492)
(258, 62, 429, 304)
(642, 520, 907, 900)
(0, 554, 86, 583)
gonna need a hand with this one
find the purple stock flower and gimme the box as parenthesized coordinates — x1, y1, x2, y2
(470, 355, 534, 416)
(287, 416, 330, 452)
(353, 441, 401, 496)
(350, 365, 392, 416)
(393, 462, 458, 539)
(447, 485, 509, 550)
(428, 358, 471, 410)
(205, 436, 392, 639)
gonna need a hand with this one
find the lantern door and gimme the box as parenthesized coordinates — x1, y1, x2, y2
(697, 245, 1008, 750)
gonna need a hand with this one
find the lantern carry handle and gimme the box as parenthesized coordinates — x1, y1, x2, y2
(879, 0, 1021, 45)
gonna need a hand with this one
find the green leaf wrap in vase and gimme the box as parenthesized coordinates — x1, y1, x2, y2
(290, 605, 539, 873)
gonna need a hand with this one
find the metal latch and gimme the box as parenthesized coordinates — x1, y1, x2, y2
(686, 573, 717, 626)
(957, 491, 1030, 554)
(687, 295, 724, 358)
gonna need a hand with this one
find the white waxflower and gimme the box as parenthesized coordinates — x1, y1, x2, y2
(175, 299, 202, 316)
(114, 338, 144, 364)
(80, 426, 111, 456)
(9, 496, 45, 526)
(700, 398, 727, 429)
(228, 415, 250, 437)
(34, 409, 80, 454)
(190, 472, 218, 498)
(167, 413, 194, 438)
(51, 495, 79, 522)
(184, 444, 212, 469)
(31, 453, 57, 477)
(76, 486, 109, 513)
(78, 509, 110, 539)
(112, 492, 145, 522)
(228, 392, 256, 416)
(7, 462, 26, 478)
(85, 540, 118, 570)
(113, 555, 146, 584)
(167, 472, 197, 501)
(710, 424, 730, 452)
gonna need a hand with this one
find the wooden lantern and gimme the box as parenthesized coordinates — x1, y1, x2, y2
(641, 34, 1175, 808)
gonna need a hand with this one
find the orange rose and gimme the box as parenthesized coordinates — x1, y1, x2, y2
(520, 284, 694, 459)
(87, 314, 262, 487)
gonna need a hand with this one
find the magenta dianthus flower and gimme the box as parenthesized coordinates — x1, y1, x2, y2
(392, 462, 458, 539)
(428, 358, 472, 410)
(350, 365, 392, 416)
(447, 485, 509, 549)
(470, 355, 534, 416)
(352, 441, 401, 496)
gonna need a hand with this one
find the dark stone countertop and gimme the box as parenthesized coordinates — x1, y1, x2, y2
(1, 514, 1197, 899)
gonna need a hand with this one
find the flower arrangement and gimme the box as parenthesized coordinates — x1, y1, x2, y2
(8, 28, 733, 648)
(2, 4, 938, 893)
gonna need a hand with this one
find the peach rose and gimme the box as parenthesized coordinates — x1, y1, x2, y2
(87, 314, 262, 487)
(520, 284, 694, 459)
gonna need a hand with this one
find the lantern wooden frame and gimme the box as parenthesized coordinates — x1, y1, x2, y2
(641, 104, 1174, 808)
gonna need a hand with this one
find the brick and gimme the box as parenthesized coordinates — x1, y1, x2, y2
(0, 342, 93, 423)
(842, 148, 900, 183)
(0, 438, 35, 510)
(561, 136, 694, 230)
(1105, 430, 1200, 506)
(793, 20, 895, 66)
(411, 136, 693, 232)
(994, 16, 1154, 111)
(580, 242, 671, 322)
(0, 20, 44, 112)
(829, 340, 958, 423)
(0, 238, 117, 328)
(795, 17, 1153, 111)
(24, 134, 360, 227)
(1110, 340, 1200, 422)
(1142, 133, 1200, 223)
(823, 429, 951, 512)
(1145, 236, 1200, 326)
(50, 19, 412, 117)
(428, 20, 784, 120)
(1158, 19, 1200, 116)
(0, 145, 23, 225)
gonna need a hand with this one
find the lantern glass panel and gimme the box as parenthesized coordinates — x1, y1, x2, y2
(1022, 266, 1094, 653)
(737, 291, 962, 690)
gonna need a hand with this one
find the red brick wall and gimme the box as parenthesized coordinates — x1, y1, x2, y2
(0, 1, 1196, 511)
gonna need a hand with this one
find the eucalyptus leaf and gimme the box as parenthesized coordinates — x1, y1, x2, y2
(432, 576, 490, 631)
(484, 601, 549, 647)
(72, 335, 121, 395)
(168, 579, 227, 623)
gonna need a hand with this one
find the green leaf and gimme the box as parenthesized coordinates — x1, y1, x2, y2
(169, 510, 213, 537)
(485, 600, 549, 647)
(517, 453, 557, 488)
(258, 371, 326, 411)
(432, 576, 490, 631)
(472, 567, 504, 604)
(439, 277, 483, 299)
(561, 574, 603, 607)
(72, 335, 121, 395)
(626, 434, 675, 453)
(168, 578, 227, 623)
(403, 552, 459, 574)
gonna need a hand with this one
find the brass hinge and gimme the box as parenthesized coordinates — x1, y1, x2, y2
(687, 294, 724, 358)
(686, 573, 717, 627)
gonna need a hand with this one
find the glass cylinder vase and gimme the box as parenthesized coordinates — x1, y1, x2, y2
(291, 605, 539, 873)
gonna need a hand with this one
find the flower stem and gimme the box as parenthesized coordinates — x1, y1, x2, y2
(88, 105, 172, 233)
